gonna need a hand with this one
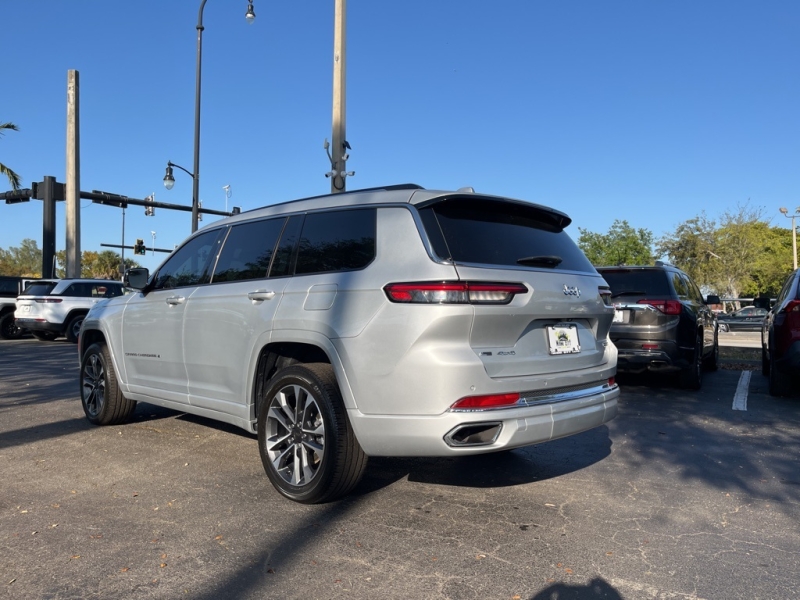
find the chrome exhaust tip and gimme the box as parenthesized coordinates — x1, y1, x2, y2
(444, 422, 503, 447)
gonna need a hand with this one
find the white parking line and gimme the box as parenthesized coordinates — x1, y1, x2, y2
(732, 371, 751, 411)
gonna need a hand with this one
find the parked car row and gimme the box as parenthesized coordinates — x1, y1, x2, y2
(5, 278, 126, 343)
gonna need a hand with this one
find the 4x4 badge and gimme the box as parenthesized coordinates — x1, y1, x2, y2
(563, 285, 581, 298)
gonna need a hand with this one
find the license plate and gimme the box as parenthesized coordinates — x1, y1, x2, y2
(613, 310, 624, 323)
(547, 324, 581, 355)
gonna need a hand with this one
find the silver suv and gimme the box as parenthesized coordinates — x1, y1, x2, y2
(16, 279, 125, 343)
(79, 185, 619, 503)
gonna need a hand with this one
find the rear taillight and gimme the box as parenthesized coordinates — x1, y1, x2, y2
(451, 393, 521, 410)
(638, 299, 682, 315)
(784, 300, 800, 325)
(383, 282, 528, 305)
(599, 286, 612, 306)
(35, 298, 62, 303)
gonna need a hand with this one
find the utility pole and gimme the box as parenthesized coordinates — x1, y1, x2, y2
(66, 70, 81, 277)
(331, 0, 347, 193)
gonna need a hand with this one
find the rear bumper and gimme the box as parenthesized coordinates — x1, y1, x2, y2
(13, 318, 62, 334)
(347, 385, 619, 457)
(613, 339, 689, 374)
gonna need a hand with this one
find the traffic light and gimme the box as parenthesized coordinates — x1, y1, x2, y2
(144, 193, 155, 216)
(134, 239, 146, 255)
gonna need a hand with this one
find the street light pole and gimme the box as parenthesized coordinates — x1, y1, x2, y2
(191, 0, 208, 233)
(330, 0, 347, 193)
(779, 207, 800, 270)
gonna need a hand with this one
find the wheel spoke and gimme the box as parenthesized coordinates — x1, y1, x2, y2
(267, 405, 293, 433)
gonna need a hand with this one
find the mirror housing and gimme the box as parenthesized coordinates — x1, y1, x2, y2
(706, 294, 721, 306)
(124, 267, 150, 291)
(752, 295, 771, 310)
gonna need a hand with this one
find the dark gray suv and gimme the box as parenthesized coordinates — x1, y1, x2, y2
(597, 263, 720, 389)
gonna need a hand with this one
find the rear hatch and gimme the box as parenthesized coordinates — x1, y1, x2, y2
(416, 195, 613, 378)
(15, 281, 60, 319)
(597, 268, 679, 343)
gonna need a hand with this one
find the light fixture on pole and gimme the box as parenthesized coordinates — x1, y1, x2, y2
(779, 207, 800, 270)
(223, 184, 231, 213)
(164, 1, 255, 233)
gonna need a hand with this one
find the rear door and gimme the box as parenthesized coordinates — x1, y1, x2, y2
(183, 216, 291, 415)
(418, 197, 614, 378)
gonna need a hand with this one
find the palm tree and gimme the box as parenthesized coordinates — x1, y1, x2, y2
(0, 122, 22, 190)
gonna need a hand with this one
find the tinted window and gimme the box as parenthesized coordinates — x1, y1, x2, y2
(61, 282, 122, 298)
(419, 198, 594, 272)
(153, 229, 224, 290)
(212, 218, 285, 283)
(0, 278, 19, 296)
(672, 273, 689, 299)
(294, 209, 376, 275)
(269, 215, 303, 278)
(21, 282, 57, 296)
(599, 269, 671, 297)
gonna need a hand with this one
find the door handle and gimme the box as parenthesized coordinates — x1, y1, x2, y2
(248, 290, 275, 302)
(166, 296, 186, 306)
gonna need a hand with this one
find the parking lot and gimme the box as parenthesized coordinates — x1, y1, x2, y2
(1, 336, 798, 600)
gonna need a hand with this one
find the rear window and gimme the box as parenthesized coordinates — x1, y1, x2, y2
(418, 198, 594, 272)
(598, 269, 671, 297)
(294, 208, 376, 275)
(21, 282, 58, 296)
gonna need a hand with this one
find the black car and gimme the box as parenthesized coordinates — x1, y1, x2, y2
(761, 268, 800, 396)
(718, 306, 769, 332)
(597, 263, 720, 389)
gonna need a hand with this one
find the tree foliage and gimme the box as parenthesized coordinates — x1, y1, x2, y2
(1, 238, 140, 279)
(577, 220, 654, 266)
(656, 203, 793, 298)
(0, 121, 22, 190)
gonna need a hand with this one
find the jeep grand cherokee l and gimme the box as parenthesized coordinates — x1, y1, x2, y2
(79, 185, 619, 503)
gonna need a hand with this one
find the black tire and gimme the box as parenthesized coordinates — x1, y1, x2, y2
(80, 341, 137, 425)
(679, 334, 703, 390)
(31, 331, 58, 341)
(0, 312, 23, 340)
(703, 331, 719, 371)
(761, 346, 770, 377)
(768, 352, 792, 397)
(257, 363, 367, 504)
(65, 314, 86, 343)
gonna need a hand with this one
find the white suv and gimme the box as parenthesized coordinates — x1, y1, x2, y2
(79, 185, 619, 503)
(15, 279, 125, 343)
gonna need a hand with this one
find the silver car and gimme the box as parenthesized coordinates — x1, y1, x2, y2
(79, 185, 619, 503)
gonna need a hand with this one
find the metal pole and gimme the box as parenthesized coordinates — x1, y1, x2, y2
(42, 176, 56, 278)
(331, 0, 346, 193)
(120, 207, 126, 278)
(192, 0, 208, 233)
(66, 70, 82, 277)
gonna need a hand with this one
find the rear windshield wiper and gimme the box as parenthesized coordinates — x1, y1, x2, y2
(610, 290, 646, 298)
(516, 255, 562, 268)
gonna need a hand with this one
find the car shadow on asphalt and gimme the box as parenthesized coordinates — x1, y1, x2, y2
(353, 426, 612, 496)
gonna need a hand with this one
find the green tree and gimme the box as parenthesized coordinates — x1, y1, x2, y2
(55, 249, 140, 279)
(0, 121, 22, 190)
(577, 219, 654, 266)
(657, 203, 792, 301)
(0, 238, 42, 276)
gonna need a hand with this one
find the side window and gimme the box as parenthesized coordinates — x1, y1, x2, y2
(152, 229, 224, 290)
(684, 276, 703, 303)
(294, 208, 376, 275)
(671, 273, 689, 299)
(212, 218, 286, 283)
(269, 215, 303, 278)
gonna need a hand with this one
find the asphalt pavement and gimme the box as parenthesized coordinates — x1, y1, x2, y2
(1, 337, 798, 600)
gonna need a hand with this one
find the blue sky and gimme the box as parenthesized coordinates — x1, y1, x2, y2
(2, 0, 799, 272)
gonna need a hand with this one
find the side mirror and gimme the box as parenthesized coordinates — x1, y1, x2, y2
(706, 294, 721, 305)
(124, 267, 150, 291)
(752, 296, 771, 310)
